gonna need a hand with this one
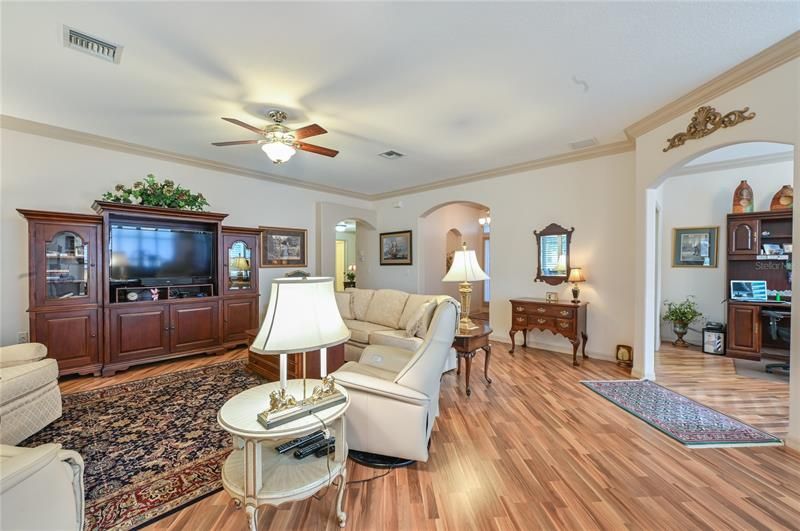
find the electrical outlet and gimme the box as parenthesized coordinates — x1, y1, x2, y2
(17, 332, 29, 343)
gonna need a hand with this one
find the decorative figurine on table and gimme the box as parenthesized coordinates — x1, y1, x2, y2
(150, 288, 160, 301)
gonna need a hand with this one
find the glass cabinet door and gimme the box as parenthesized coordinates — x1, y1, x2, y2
(227, 240, 253, 291)
(45, 231, 90, 300)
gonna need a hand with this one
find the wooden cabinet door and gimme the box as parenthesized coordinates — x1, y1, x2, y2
(729, 219, 759, 255)
(109, 305, 170, 362)
(727, 304, 760, 353)
(33, 308, 100, 374)
(222, 233, 259, 296)
(33, 222, 100, 307)
(223, 297, 258, 343)
(170, 302, 219, 352)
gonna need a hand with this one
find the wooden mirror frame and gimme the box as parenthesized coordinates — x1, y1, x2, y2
(534, 223, 575, 285)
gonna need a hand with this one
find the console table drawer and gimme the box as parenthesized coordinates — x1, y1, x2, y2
(529, 316, 554, 330)
(527, 305, 574, 319)
(555, 319, 575, 334)
(512, 313, 528, 326)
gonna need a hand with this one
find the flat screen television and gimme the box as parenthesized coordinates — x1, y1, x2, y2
(110, 224, 214, 284)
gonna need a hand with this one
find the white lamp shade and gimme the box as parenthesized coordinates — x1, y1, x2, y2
(442, 249, 489, 282)
(261, 142, 296, 163)
(251, 277, 350, 354)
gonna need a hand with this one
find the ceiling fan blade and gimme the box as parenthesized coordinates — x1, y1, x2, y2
(293, 123, 327, 140)
(296, 142, 339, 158)
(211, 140, 260, 146)
(221, 117, 265, 135)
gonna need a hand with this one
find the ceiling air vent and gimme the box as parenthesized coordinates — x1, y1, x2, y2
(63, 26, 123, 64)
(378, 150, 405, 160)
(569, 138, 598, 150)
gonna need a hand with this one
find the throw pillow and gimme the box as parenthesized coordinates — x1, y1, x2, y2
(405, 301, 433, 337)
(415, 300, 438, 339)
(334, 292, 354, 320)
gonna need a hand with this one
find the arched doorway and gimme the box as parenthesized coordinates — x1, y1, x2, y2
(420, 200, 491, 323)
(333, 217, 375, 291)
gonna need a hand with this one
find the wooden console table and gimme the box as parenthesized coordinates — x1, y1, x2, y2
(509, 298, 588, 366)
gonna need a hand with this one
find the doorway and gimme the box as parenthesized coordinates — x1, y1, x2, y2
(335, 240, 346, 292)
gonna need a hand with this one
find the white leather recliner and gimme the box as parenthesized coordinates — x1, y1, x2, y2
(0, 443, 85, 531)
(333, 298, 458, 462)
(0, 343, 62, 445)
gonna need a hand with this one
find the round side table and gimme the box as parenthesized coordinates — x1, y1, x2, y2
(218, 379, 350, 530)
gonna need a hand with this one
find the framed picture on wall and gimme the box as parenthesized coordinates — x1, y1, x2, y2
(380, 230, 413, 265)
(672, 227, 719, 268)
(260, 226, 308, 268)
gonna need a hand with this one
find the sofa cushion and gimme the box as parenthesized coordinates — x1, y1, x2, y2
(343, 319, 393, 344)
(0, 358, 59, 407)
(335, 292, 354, 320)
(398, 294, 436, 329)
(0, 343, 48, 369)
(405, 301, 434, 337)
(346, 288, 375, 321)
(364, 289, 410, 328)
(370, 330, 424, 352)
(416, 301, 438, 339)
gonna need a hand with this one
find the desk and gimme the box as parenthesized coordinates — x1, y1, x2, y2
(452, 324, 492, 396)
(727, 301, 791, 362)
(509, 298, 588, 366)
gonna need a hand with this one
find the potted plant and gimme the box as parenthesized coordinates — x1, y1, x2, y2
(662, 297, 702, 348)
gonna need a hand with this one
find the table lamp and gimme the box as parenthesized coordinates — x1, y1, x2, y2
(442, 243, 489, 330)
(568, 267, 586, 303)
(229, 256, 250, 279)
(250, 277, 351, 428)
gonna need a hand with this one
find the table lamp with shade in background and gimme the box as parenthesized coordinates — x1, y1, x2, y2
(250, 277, 351, 428)
(229, 256, 250, 279)
(568, 267, 586, 303)
(442, 243, 489, 331)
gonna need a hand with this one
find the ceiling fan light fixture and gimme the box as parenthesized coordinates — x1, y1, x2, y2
(262, 142, 296, 163)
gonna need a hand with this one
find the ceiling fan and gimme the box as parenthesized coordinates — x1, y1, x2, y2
(211, 110, 338, 164)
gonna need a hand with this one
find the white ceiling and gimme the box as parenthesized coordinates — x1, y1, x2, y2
(2, 2, 798, 196)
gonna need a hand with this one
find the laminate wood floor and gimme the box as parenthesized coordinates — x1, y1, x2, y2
(59, 344, 800, 530)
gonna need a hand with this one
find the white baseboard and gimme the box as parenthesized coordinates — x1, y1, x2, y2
(489, 333, 615, 362)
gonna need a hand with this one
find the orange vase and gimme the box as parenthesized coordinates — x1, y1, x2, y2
(732, 180, 753, 213)
(769, 185, 793, 211)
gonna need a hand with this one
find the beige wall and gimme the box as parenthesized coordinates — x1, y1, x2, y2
(359, 152, 636, 361)
(0, 129, 371, 345)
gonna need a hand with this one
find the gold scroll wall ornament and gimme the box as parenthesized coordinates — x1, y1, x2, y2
(662, 106, 755, 152)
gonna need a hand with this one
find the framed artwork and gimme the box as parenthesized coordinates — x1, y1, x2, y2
(380, 230, 412, 265)
(260, 226, 308, 268)
(546, 292, 559, 302)
(672, 227, 719, 268)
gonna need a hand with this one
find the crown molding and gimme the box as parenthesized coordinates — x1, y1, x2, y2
(370, 140, 635, 200)
(0, 115, 372, 200)
(664, 150, 794, 178)
(624, 31, 800, 140)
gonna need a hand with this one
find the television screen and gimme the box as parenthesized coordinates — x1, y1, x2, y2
(110, 225, 214, 281)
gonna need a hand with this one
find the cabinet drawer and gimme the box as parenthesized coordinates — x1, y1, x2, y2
(555, 318, 575, 334)
(528, 305, 574, 319)
(512, 313, 528, 326)
(528, 316, 554, 329)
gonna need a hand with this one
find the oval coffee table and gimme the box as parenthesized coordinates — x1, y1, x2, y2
(218, 379, 350, 530)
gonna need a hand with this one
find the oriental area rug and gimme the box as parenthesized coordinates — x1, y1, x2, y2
(581, 379, 782, 448)
(22, 359, 264, 530)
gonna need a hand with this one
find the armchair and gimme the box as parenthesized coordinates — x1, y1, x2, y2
(332, 298, 458, 462)
(0, 443, 85, 530)
(0, 343, 62, 445)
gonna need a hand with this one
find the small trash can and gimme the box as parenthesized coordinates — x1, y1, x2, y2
(702, 323, 726, 355)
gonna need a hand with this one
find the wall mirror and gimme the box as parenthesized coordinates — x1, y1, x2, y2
(534, 223, 574, 285)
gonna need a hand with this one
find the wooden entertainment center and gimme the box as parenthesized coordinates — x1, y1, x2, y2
(19, 202, 260, 376)
(726, 209, 791, 364)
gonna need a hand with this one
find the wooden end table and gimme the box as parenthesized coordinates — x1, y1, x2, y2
(453, 323, 493, 396)
(218, 379, 350, 530)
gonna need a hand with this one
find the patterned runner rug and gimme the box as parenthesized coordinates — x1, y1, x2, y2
(22, 359, 264, 530)
(581, 379, 782, 448)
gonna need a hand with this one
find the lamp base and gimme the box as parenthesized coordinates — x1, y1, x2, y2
(258, 391, 346, 429)
(458, 317, 480, 331)
(571, 284, 581, 304)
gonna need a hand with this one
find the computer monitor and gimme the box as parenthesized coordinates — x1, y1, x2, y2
(730, 280, 768, 302)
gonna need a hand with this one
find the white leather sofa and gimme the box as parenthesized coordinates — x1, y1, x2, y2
(333, 299, 458, 462)
(335, 288, 458, 372)
(0, 443, 85, 530)
(0, 343, 62, 445)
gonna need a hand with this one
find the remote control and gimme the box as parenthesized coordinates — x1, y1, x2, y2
(294, 437, 336, 459)
(275, 431, 324, 454)
(314, 443, 336, 458)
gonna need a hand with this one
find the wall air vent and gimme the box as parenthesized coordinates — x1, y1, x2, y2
(569, 138, 598, 150)
(63, 26, 123, 64)
(378, 150, 406, 160)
